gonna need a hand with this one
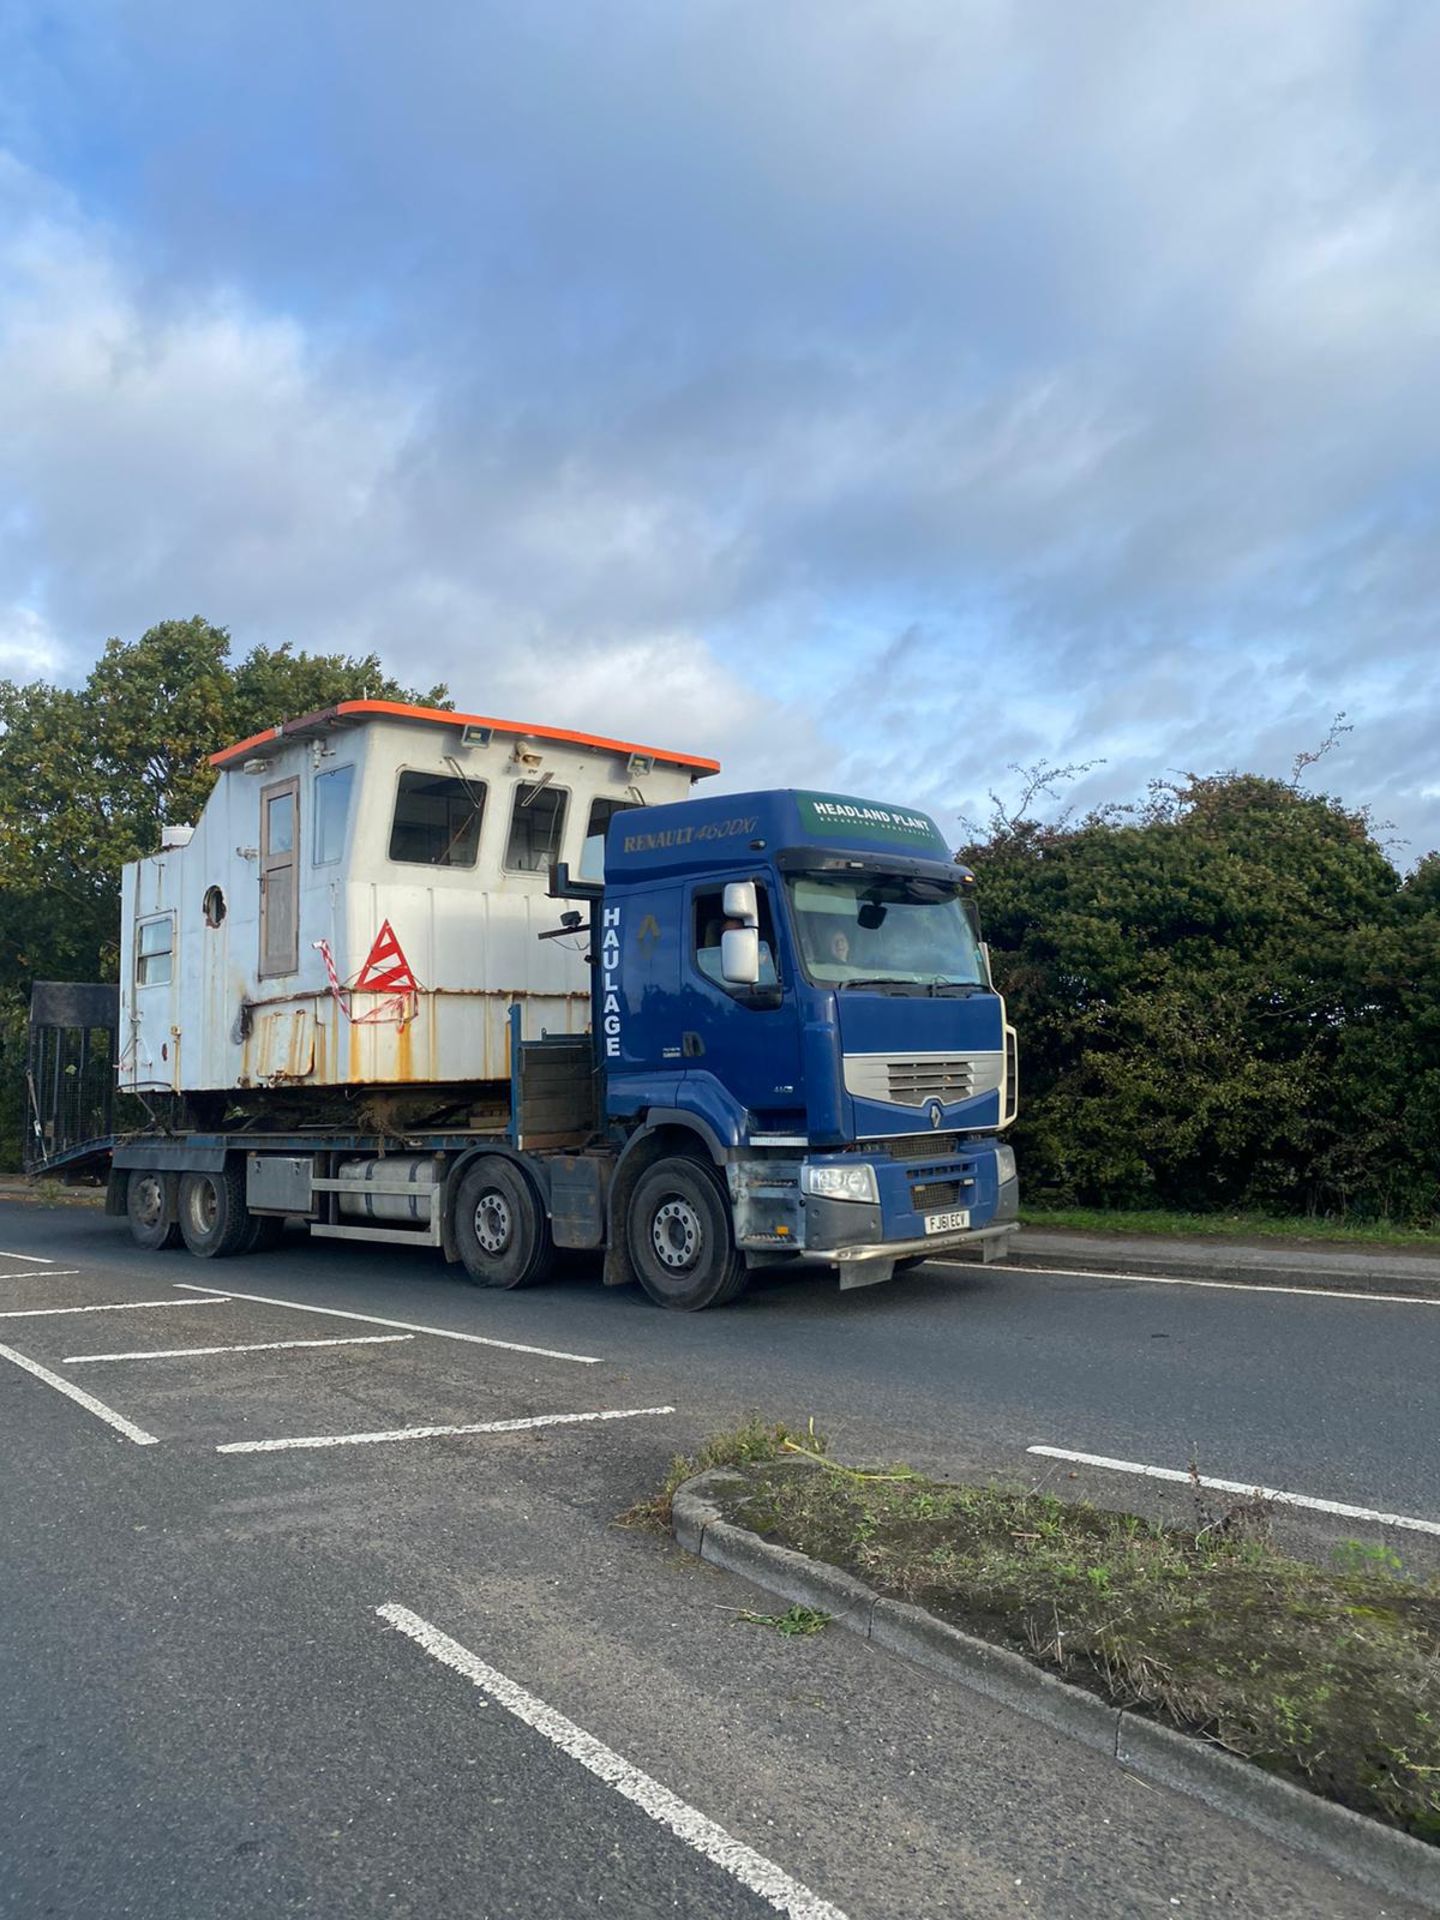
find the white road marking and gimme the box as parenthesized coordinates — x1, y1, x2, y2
(0, 1297, 231, 1320)
(1027, 1446, 1440, 1537)
(936, 1258, 1440, 1307)
(217, 1404, 677, 1455)
(65, 1333, 414, 1365)
(0, 1269, 81, 1280)
(0, 1250, 56, 1263)
(0, 1340, 158, 1446)
(174, 1281, 602, 1364)
(377, 1604, 849, 1920)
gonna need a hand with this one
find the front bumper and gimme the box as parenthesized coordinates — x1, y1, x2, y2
(832, 1220, 1018, 1287)
(732, 1145, 1018, 1286)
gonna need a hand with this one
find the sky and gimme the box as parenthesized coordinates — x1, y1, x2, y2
(2, 1, 1440, 856)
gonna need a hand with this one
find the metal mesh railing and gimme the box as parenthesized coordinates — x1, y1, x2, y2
(24, 982, 120, 1174)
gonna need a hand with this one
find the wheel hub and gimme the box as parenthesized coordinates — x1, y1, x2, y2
(652, 1197, 702, 1272)
(475, 1190, 513, 1255)
(133, 1175, 164, 1229)
(189, 1181, 218, 1233)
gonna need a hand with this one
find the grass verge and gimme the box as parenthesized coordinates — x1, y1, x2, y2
(616, 1415, 825, 1530)
(0, 1176, 105, 1207)
(711, 1455, 1440, 1844)
(1019, 1203, 1440, 1249)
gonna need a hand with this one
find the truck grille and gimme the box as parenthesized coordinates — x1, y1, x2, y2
(843, 1052, 1004, 1109)
(910, 1180, 962, 1211)
(887, 1058, 973, 1104)
(882, 1133, 959, 1159)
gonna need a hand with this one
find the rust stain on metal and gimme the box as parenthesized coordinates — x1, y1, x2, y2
(394, 1016, 414, 1083)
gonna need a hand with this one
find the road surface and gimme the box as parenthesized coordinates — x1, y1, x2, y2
(1, 1201, 1434, 1919)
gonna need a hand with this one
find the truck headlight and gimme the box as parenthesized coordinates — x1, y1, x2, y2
(995, 1143, 1016, 1185)
(801, 1162, 879, 1204)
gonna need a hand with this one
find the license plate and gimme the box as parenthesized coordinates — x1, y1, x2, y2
(924, 1208, 971, 1235)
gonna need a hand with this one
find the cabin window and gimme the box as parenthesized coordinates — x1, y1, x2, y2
(259, 777, 300, 976)
(313, 763, 355, 865)
(388, 771, 486, 867)
(579, 797, 637, 883)
(504, 782, 569, 874)
(136, 914, 174, 987)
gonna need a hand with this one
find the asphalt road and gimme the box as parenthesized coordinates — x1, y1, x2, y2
(1, 1200, 1435, 1919)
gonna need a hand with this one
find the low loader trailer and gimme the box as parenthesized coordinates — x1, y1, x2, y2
(27, 700, 1018, 1309)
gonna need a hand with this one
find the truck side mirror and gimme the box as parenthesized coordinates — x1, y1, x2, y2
(722, 880, 758, 925)
(721, 926, 761, 986)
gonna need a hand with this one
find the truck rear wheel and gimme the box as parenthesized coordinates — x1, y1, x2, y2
(627, 1157, 749, 1310)
(126, 1169, 181, 1251)
(242, 1213, 286, 1253)
(454, 1157, 555, 1288)
(177, 1167, 252, 1258)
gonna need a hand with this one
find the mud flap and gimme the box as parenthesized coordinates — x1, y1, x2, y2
(839, 1257, 896, 1290)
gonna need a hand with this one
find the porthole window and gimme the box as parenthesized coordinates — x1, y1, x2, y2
(203, 885, 227, 928)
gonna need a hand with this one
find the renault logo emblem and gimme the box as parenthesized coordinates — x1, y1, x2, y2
(928, 1101, 944, 1130)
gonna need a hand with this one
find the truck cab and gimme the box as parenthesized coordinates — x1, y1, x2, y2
(590, 788, 1018, 1303)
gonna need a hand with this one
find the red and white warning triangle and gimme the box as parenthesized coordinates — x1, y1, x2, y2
(353, 919, 417, 994)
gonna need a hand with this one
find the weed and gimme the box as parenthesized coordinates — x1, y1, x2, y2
(1332, 1539, 1406, 1579)
(615, 1415, 827, 1530)
(1187, 1457, 1274, 1544)
(733, 1605, 832, 1638)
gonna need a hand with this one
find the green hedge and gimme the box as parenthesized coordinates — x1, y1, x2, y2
(966, 770, 1440, 1224)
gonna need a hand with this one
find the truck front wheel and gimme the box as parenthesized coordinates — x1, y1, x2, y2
(177, 1167, 253, 1258)
(454, 1157, 555, 1288)
(627, 1157, 749, 1310)
(126, 1169, 181, 1251)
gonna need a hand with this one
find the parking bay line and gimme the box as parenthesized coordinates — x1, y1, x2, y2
(377, 1604, 848, 1920)
(65, 1333, 414, 1365)
(0, 1297, 232, 1320)
(1027, 1445, 1440, 1537)
(0, 1250, 57, 1264)
(0, 1340, 158, 1446)
(0, 1269, 81, 1281)
(174, 1282, 602, 1365)
(217, 1404, 677, 1455)
(933, 1258, 1440, 1307)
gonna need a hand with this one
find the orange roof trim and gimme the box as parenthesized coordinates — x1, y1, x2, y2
(209, 699, 721, 775)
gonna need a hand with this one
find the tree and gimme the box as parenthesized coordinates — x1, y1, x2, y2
(963, 762, 1439, 1222)
(0, 617, 449, 1165)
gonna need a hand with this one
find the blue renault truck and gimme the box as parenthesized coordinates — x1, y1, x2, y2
(571, 787, 1019, 1306)
(25, 701, 1017, 1309)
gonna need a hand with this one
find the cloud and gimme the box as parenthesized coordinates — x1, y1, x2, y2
(2, 4, 1440, 856)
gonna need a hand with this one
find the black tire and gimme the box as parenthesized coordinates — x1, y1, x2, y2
(241, 1213, 286, 1254)
(454, 1156, 556, 1288)
(125, 1169, 181, 1251)
(626, 1156, 749, 1310)
(177, 1166, 252, 1258)
(893, 1256, 929, 1273)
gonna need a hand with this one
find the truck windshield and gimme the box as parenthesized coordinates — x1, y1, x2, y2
(785, 872, 986, 989)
